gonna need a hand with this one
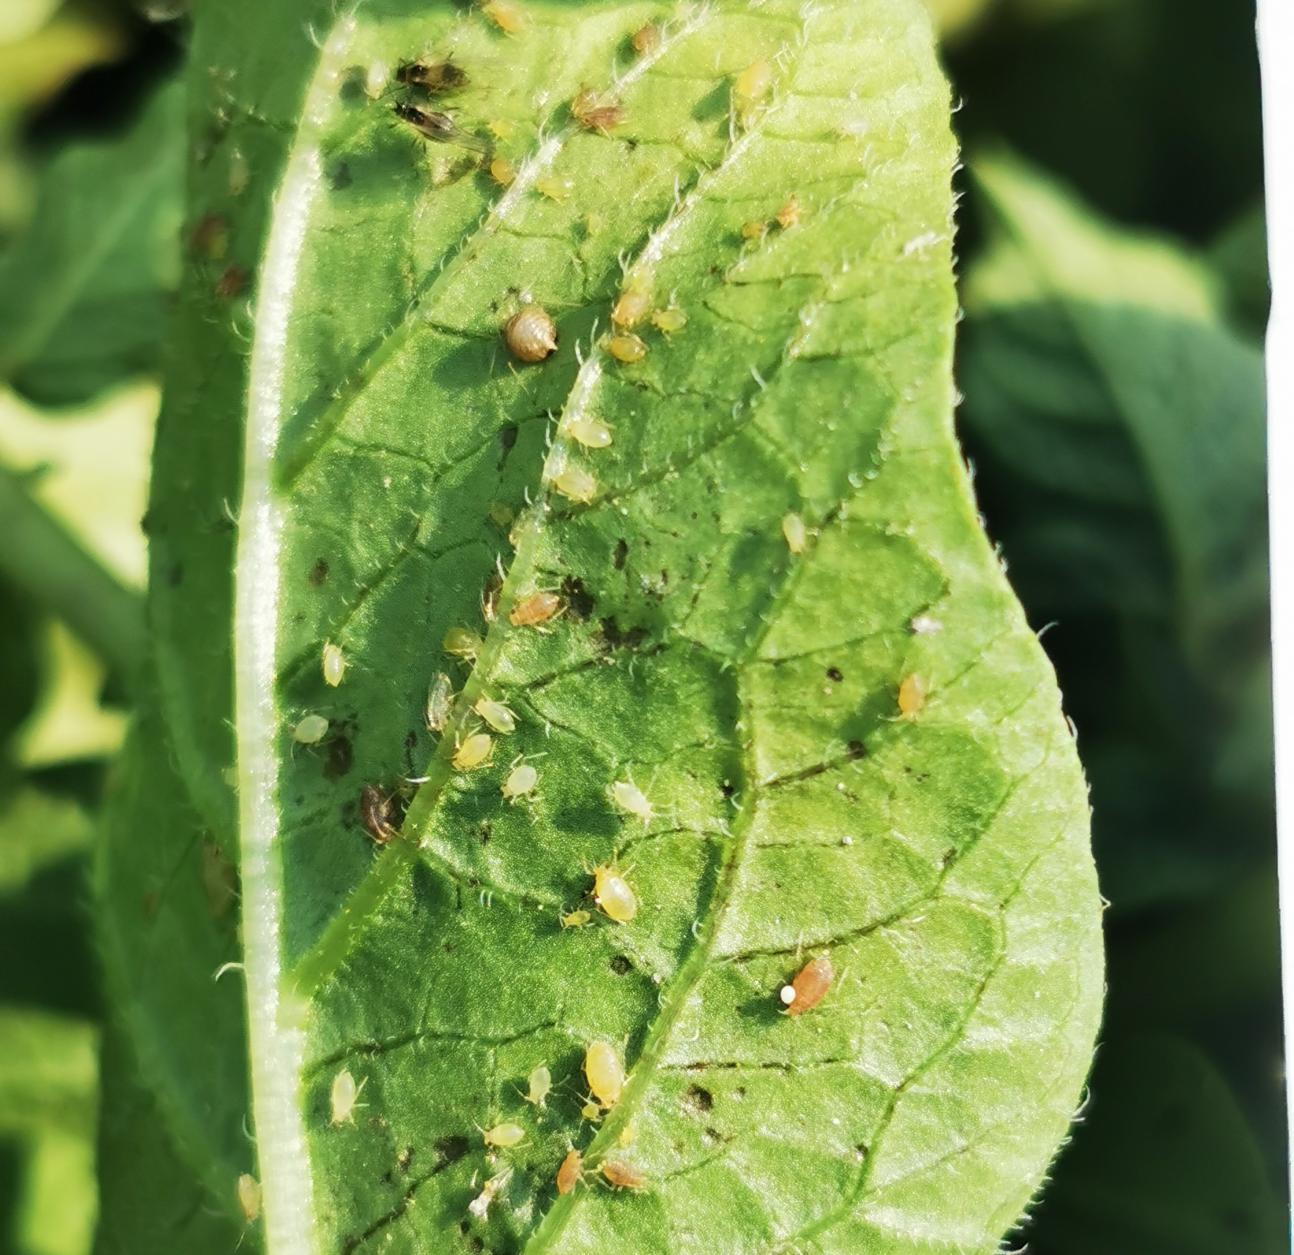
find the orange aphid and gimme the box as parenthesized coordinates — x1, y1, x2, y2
(556, 1148, 582, 1194)
(780, 955, 833, 1016)
(898, 674, 926, 718)
(510, 591, 562, 626)
(600, 1158, 646, 1190)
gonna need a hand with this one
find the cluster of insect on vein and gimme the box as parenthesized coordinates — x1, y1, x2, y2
(264, 3, 940, 1239)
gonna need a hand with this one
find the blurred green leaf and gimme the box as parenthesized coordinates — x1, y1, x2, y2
(1209, 201, 1269, 341)
(1020, 1035, 1283, 1254)
(0, 1009, 98, 1255)
(0, 79, 182, 406)
(960, 154, 1270, 908)
(94, 1018, 243, 1255)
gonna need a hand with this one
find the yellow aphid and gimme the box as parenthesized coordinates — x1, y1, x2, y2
(502, 762, 538, 800)
(581, 1101, 601, 1121)
(741, 219, 769, 241)
(443, 626, 483, 659)
(553, 464, 597, 503)
(607, 332, 647, 363)
(475, 697, 516, 734)
(611, 779, 652, 823)
(536, 175, 573, 202)
(781, 512, 807, 554)
(489, 156, 516, 186)
(293, 713, 329, 745)
(322, 641, 346, 687)
(560, 908, 591, 929)
(776, 194, 801, 229)
(592, 863, 638, 923)
(510, 590, 562, 626)
(618, 1118, 638, 1147)
(611, 286, 652, 329)
(584, 1040, 625, 1108)
(425, 672, 454, 732)
(482, 0, 525, 34)
(488, 118, 517, 141)
(734, 59, 773, 107)
(651, 306, 687, 334)
(237, 1172, 261, 1223)
(525, 1063, 552, 1107)
(898, 674, 926, 718)
(565, 414, 613, 449)
(484, 1121, 527, 1148)
(453, 732, 493, 770)
(330, 1068, 366, 1125)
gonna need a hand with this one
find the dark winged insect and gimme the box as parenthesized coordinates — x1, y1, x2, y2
(392, 101, 487, 152)
(360, 785, 398, 844)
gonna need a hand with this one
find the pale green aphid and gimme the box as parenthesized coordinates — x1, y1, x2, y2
(525, 1063, 551, 1107)
(475, 697, 517, 734)
(501, 761, 538, 801)
(611, 779, 653, 823)
(321, 640, 346, 687)
(329, 1068, 366, 1125)
(483, 1121, 527, 1148)
(292, 713, 329, 745)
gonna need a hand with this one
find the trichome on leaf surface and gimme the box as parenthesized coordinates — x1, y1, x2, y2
(91, 1, 1104, 1252)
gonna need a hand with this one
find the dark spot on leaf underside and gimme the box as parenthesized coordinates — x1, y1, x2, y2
(610, 954, 632, 975)
(498, 423, 518, 465)
(324, 734, 353, 779)
(846, 740, 865, 759)
(826, 666, 844, 682)
(434, 1134, 470, 1169)
(599, 616, 648, 650)
(310, 558, 329, 585)
(683, 1084, 713, 1115)
(613, 538, 628, 570)
(560, 575, 595, 620)
(330, 161, 352, 190)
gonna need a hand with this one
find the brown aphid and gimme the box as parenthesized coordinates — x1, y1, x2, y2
(504, 305, 558, 362)
(630, 23, 660, 56)
(360, 785, 398, 844)
(396, 59, 468, 93)
(556, 1148, 583, 1195)
(781, 955, 833, 1016)
(393, 101, 487, 152)
(510, 590, 562, 627)
(600, 1158, 646, 1191)
(216, 264, 248, 299)
(776, 195, 801, 229)
(482, 569, 504, 621)
(571, 88, 625, 133)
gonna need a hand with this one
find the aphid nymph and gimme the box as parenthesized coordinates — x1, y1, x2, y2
(556, 1147, 583, 1194)
(502, 761, 538, 801)
(483, 1120, 527, 1148)
(592, 862, 637, 923)
(322, 640, 346, 687)
(571, 87, 625, 133)
(237, 1172, 261, 1223)
(453, 731, 494, 770)
(509, 590, 562, 627)
(611, 779, 653, 824)
(425, 672, 454, 732)
(293, 713, 329, 745)
(600, 1157, 646, 1190)
(525, 1063, 552, 1107)
(330, 1068, 367, 1125)
(898, 674, 926, 719)
(584, 1039, 625, 1107)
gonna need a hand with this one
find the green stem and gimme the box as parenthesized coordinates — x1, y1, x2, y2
(0, 463, 144, 684)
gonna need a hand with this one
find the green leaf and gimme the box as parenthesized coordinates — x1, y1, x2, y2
(1018, 1036, 1284, 1254)
(0, 1008, 98, 1255)
(960, 154, 1270, 906)
(0, 79, 182, 406)
(0, 787, 98, 1255)
(103, 3, 1102, 1251)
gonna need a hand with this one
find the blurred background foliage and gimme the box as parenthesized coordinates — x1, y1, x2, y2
(0, 0, 1277, 1252)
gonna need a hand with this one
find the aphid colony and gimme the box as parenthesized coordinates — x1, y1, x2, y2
(301, 32, 861, 1221)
